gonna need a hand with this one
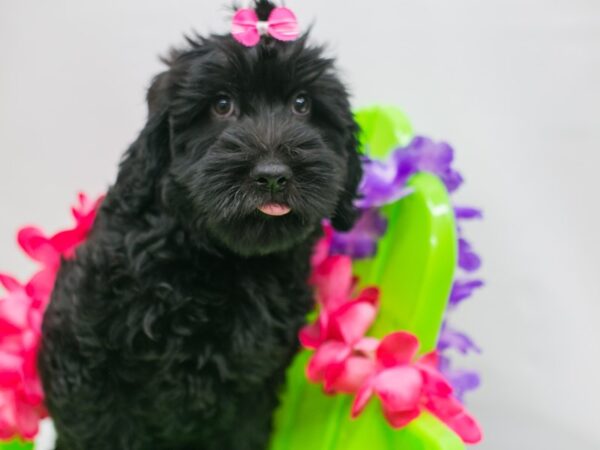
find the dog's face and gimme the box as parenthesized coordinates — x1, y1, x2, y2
(130, 34, 361, 256)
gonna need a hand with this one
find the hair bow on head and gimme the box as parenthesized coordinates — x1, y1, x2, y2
(231, 7, 300, 47)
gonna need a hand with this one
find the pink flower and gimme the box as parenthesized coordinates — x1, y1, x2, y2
(301, 286, 379, 393)
(0, 193, 102, 440)
(303, 238, 381, 394)
(302, 253, 377, 347)
(0, 389, 45, 440)
(0, 274, 48, 439)
(0, 274, 46, 339)
(351, 332, 482, 444)
(309, 254, 355, 310)
(18, 193, 101, 267)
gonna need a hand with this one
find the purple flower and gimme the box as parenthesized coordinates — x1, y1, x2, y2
(356, 136, 464, 209)
(437, 323, 481, 355)
(458, 238, 481, 272)
(449, 279, 485, 307)
(438, 354, 481, 402)
(331, 208, 387, 259)
(355, 156, 414, 209)
(408, 137, 463, 193)
(437, 323, 482, 400)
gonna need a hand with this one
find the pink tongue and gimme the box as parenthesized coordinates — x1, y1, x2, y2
(258, 203, 291, 217)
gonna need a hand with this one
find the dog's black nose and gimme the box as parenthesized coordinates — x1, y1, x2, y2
(252, 161, 291, 192)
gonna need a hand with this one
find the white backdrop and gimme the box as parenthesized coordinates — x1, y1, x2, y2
(1, 1, 599, 449)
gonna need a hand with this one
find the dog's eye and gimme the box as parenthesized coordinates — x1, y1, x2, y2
(212, 95, 235, 118)
(291, 93, 311, 116)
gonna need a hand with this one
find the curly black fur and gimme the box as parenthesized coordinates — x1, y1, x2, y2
(38, 3, 362, 449)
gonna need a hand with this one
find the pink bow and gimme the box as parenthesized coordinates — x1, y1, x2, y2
(231, 7, 300, 47)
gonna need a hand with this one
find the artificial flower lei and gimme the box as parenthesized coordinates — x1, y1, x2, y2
(302, 136, 484, 443)
(332, 136, 484, 399)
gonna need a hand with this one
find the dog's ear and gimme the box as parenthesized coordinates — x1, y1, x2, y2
(110, 71, 172, 214)
(331, 121, 363, 231)
(147, 71, 172, 116)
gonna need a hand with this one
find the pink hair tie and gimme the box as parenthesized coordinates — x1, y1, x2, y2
(231, 7, 300, 47)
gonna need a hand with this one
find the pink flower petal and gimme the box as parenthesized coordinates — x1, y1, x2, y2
(26, 268, 56, 304)
(328, 297, 378, 344)
(353, 286, 379, 305)
(0, 291, 33, 335)
(0, 273, 22, 293)
(20, 330, 39, 355)
(306, 341, 350, 383)
(71, 193, 102, 235)
(381, 407, 421, 428)
(417, 351, 438, 369)
(426, 392, 462, 416)
(311, 223, 333, 268)
(0, 392, 17, 439)
(426, 395, 483, 444)
(324, 355, 376, 394)
(0, 351, 22, 388)
(20, 376, 45, 406)
(351, 383, 374, 417)
(353, 337, 380, 355)
(72, 192, 100, 223)
(299, 322, 323, 349)
(376, 331, 420, 367)
(373, 366, 423, 412)
(50, 228, 85, 256)
(417, 364, 453, 397)
(15, 401, 40, 439)
(310, 255, 353, 311)
(17, 227, 60, 267)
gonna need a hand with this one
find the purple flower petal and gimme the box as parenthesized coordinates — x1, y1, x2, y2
(442, 171, 464, 193)
(438, 354, 481, 402)
(458, 238, 481, 272)
(356, 155, 415, 208)
(454, 206, 483, 220)
(331, 209, 388, 259)
(449, 279, 485, 307)
(408, 137, 464, 192)
(437, 323, 481, 355)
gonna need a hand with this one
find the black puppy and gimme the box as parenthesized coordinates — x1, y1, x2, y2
(38, 2, 362, 449)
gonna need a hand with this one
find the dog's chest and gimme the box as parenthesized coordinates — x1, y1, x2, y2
(127, 255, 314, 387)
(117, 256, 314, 438)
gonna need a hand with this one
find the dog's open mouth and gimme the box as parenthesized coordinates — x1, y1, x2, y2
(258, 203, 291, 217)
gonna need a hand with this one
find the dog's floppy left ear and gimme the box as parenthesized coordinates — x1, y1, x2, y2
(147, 70, 172, 116)
(107, 69, 173, 215)
(331, 121, 363, 231)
